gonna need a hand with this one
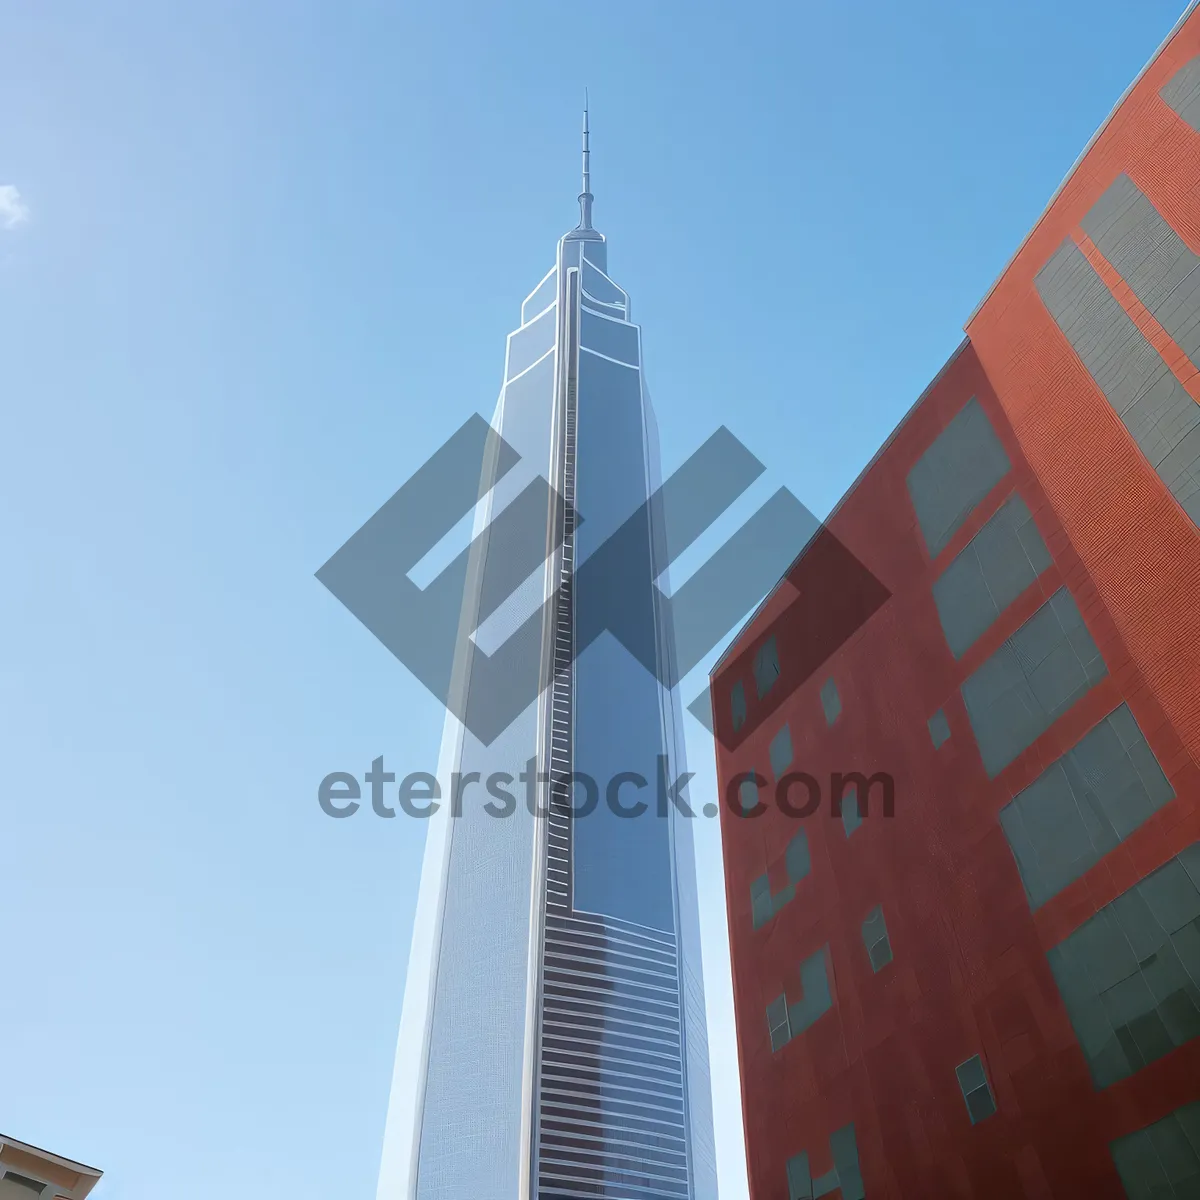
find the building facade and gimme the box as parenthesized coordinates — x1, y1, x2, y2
(0, 1135, 101, 1200)
(713, 6, 1200, 1198)
(375, 114, 718, 1200)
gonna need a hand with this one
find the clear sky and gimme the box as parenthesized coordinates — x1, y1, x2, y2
(0, 2, 1190, 1197)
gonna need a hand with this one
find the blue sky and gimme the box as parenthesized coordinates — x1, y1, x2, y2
(0, 2, 1189, 1197)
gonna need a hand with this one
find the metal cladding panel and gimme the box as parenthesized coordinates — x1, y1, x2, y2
(580, 308, 640, 365)
(1036, 239, 1200, 527)
(1161, 53, 1200, 131)
(581, 258, 626, 308)
(508, 304, 557, 381)
(522, 266, 558, 324)
(1082, 174, 1200, 365)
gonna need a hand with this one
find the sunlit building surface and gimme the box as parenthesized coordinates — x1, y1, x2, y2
(713, 5, 1200, 1197)
(0, 1135, 101, 1200)
(375, 112, 717, 1200)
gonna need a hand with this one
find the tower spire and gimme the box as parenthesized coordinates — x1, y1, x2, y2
(578, 91, 594, 230)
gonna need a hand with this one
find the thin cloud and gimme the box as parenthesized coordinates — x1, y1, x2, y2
(0, 185, 29, 230)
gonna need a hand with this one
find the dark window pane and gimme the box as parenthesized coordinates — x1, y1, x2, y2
(754, 636, 781, 699)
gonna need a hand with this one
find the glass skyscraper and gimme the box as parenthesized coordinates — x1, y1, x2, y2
(375, 110, 718, 1200)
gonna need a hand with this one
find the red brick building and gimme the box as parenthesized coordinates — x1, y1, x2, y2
(712, 6, 1200, 1197)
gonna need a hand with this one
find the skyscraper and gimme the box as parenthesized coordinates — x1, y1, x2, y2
(375, 109, 718, 1200)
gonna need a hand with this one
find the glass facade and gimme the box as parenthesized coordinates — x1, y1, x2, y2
(375, 181, 716, 1199)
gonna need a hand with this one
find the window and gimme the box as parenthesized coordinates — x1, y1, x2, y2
(788, 949, 833, 1037)
(785, 1125, 865, 1200)
(1047, 839, 1200, 1088)
(999, 703, 1174, 910)
(861, 906, 893, 972)
(766, 994, 791, 1052)
(754, 636, 781, 699)
(750, 873, 794, 930)
(785, 831, 811, 883)
(768, 948, 834, 1053)
(750, 876, 774, 929)
(960, 586, 1107, 778)
(730, 680, 747, 732)
(955, 1055, 997, 1124)
(1110, 1100, 1200, 1198)
(785, 1153, 812, 1200)
(750, 832, 810, 931)
(769, 723, 794, 779)
(841, 786, 861, 838)
(906, 396, 1012, 557)
(932, 493, 1053, 658)
(820, 677, 841, 726)
(0, 1176, 46, 1199)
(928, 709, 951, 749)
(738, 777, 761, 816)
(750, 833, 810, 931)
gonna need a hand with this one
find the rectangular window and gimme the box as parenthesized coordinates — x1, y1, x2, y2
(999, 703, 1175, 910)
(906, 397, 1012, 556)
(767, 993, 791, 1052)
(932, 492, 1053, 658)
(955, 1055, 997, 1124)
(730, 679, 747, 732)
(821, 677, 842, 726)
(751, 872, 795, 929)
(1110, 1100, 1200, 1198)
(750, 875, 774, 929)
(754, 636, 781, 699)
(841, 786, 861, 838)
(1047, 839, 1200, 1089)
(961, 586, 1107, 778)
(928, 709, 951, 749)
(0, 1177, 47, 1199)
(861, 906, 893, 972)
(787, 948, 833, 1036)
(785, 1126, 864, 1200)
(739, 776, 761, 815)
(785, 831, 811, 883)
(785, 1152, 813, 1200)
(769, 723, 794, 779)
